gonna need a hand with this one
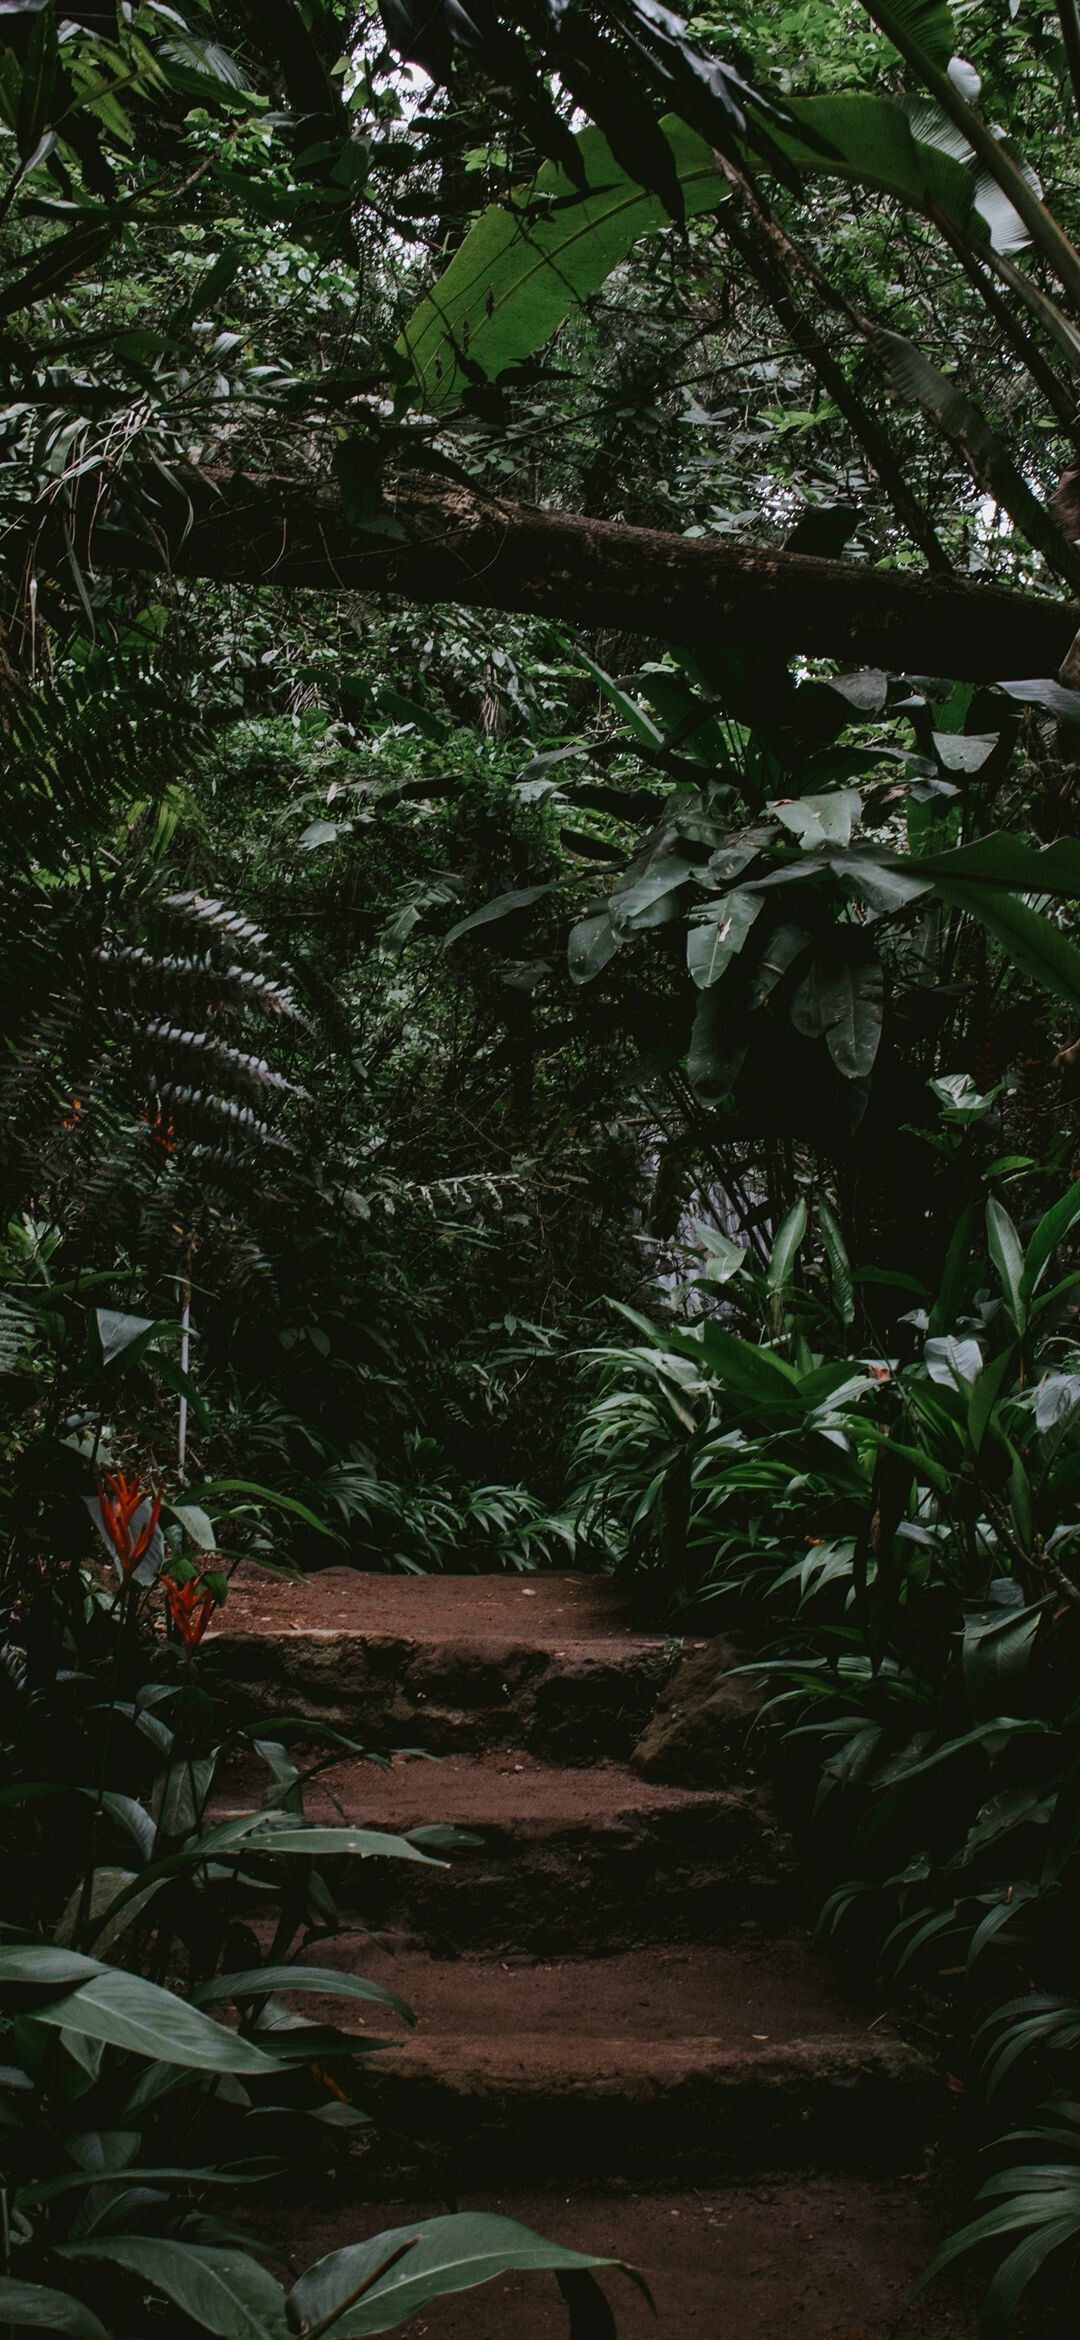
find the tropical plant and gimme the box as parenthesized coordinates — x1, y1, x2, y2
(0, 1448, 632, 2338)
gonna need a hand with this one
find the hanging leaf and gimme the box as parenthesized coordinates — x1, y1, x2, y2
(867, 0, 958, 69)
(94, 1309, 157, 1369)
(962, 1605, 1044, 1706)
(687, 989, 747, 1107)
(793, 960, 884, 1080)
(817, 1197, 855, 1326)
(443, 885, 556, 949)
(567, 910, 622, 984)
(686, 888, 763, 988)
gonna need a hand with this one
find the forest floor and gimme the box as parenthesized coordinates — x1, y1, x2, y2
(209, 1571, 976, 2338)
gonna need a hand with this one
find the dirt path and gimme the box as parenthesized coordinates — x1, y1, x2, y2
(210, 1571, 973, 2338)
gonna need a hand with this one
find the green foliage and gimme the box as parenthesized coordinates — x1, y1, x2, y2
(0, 1466, 622, 2339)
(3, 0, 1080, 2326)
(574, 1173, 1080, 2324)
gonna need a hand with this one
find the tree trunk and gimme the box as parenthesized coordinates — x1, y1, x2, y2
(94, 468, 1078, 682)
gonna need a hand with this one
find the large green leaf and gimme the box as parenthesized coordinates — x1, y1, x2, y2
(242, 1825, 444, 1865)
(911, 835, 1080, 893)
(31, 1967, 285, 2074)
(285, 2212, 635, 2338)
(792, 959, 884, 1080)
(695, 1322, 803, 1408)
(766, 1199, 808, 1297)
(0, 2281, 109, 2340)
(399, 71, 1017, 418)
(865, 0, 957, 68)
(0, 1947, 104, 1988)
(399, 117, 727, 409)
(61, 2240, 287, 2340)
(1022, 1185, 1080, 1300)
(687, 987, 747, 1107)
(934, 882, 1080, 1016)
(686, 889, 763, 988)
(443, 884, 556, 949)
(774, 89, 1021, 246)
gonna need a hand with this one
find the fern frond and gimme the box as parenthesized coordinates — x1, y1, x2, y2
(163, 892, 275, 957)
(134, 1019, 302, 1096)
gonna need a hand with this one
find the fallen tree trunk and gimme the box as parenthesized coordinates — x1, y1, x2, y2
(96, 468, 1077, 681)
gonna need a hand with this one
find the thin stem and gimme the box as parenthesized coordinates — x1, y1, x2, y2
(715, 167, 951, 571)
(1056, 0, 1080, 122)
(934, 210, 1079, 435)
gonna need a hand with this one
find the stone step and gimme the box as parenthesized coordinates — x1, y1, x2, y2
(268, 2179, 973, 2339)
(276, 1940, 940, 2187)
(207, 1569, 678, 1759)
(215, 1749, 804, 1952)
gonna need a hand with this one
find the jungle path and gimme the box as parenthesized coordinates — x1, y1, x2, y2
(211, 1571, 972, 2338)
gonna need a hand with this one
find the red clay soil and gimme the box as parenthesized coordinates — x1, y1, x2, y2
(212, 1571, 976, 2334)
(287, 1933, 896, 2045)
(212, 1568, 651, 1650)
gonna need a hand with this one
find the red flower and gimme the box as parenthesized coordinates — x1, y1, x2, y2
(96, 1472, 161, 1579)
(163, 1571, 217, 1650)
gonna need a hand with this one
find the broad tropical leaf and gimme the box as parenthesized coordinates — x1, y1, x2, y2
(31, 1968, 286, 2074)
(0, 2281, 109, 2340)
(399, 117, 727, 408)
(61, 2240, 288, 2340)
(285, 2212, 638, 2338)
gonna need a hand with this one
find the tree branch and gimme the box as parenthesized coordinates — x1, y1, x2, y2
(91, 467, 1078, 682)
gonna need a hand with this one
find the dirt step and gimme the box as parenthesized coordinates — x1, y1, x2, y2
(208, 1569, 678, 1759)
(216, 1750, 804, 1951)
(270, 2179, 973, 2339)
(284, 1940, 941, 2186)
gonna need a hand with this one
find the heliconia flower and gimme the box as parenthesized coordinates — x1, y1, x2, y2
(141, 1109, 177, 1158)
(96, 1472, 162, 1579)
(163, 1570, 218, 1651)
